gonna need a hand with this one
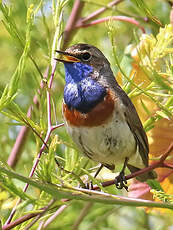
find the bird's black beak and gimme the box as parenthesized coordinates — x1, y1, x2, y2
(55, 50, 80, 63)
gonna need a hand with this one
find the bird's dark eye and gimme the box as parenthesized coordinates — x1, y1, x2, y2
(81, 52, 91, 61)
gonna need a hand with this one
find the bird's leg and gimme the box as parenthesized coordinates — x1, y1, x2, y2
(114, 157, 129, 191)
(86, 164, 104, 189)
(94, 164, 104, 178)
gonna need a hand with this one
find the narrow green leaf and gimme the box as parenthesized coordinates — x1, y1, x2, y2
(147, 179, 164, 192)
(132, 0, 163, 27)
(1, 166, 173, 209)
(8, 5, 34, 98)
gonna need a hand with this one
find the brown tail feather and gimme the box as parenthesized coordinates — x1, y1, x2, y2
(127, 164, 157, 182)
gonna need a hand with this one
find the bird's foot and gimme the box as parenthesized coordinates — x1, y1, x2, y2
(114, 171, 128, 191)
(79, 175, 94, 190)
(85, 181, 94, 190)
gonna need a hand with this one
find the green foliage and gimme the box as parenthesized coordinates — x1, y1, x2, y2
(147, 179, 164, 192)
(131, 0, 163, 26)
(0, 0, 173, 229)
(151, 189, 173, 203)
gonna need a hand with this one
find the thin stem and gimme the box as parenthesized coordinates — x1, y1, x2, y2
(75, 16, 145, 33)
(5, 56, 59, 226)
(37, 220, 44, 230)
(5, 128, 53, 225)
(47, 91, 52, 130)
(7, 68, 49, 169)
(42, 205, 68, 229)
(2, 201, 58, 230)
(2, 212, 42, 230)
(72, 202, 93, 230)
(159, 142, 173, 161)
(85, 206, 121, 230)
(48, 60, 57, 89)
(5, 0, 84, 227)
(63, 0, 85, 49)
(159, 170, 173, 182)
(7, 107, 32, 168)
(162, 163, 173, 169)
(80, 0, 123, 23)
(52, 123, 64, 132)
(1, 166, 173, 211)
(23, 199, 55, 230)
(47, 60, 57, 130)
(3, 0, 152, 228)
(5, 142, 173, 225)
(93, 142, 173, 190)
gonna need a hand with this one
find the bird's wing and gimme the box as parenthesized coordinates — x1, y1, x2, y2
(118, 87, 149, 167)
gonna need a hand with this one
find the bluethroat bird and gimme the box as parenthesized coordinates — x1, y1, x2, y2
(55, 44, 156, 190)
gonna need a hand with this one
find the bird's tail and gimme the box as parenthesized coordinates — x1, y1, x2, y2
(127, 164, 157, 182)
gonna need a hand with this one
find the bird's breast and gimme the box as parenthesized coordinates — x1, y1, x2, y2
(63, 90, 115, 127)
(63, 92, 140, 167)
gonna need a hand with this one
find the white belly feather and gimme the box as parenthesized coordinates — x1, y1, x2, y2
(65, 109, 145, 169)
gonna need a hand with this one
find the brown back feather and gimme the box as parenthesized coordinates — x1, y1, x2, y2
(114, 84, 149, 167)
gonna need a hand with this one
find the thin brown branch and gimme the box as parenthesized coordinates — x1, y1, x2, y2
(42, 205, 68, 229)
(75, 16, 145, 33)
(7, 107, 32, 168)
(72, 202, 93, 230)
(162, 163, 173, 169)
(2, 200, 58, 230)
(2, 212, 42, 230)
(23, 199, 55, 230)
(5, 0, 85, 226)
(159, 142, 173, 162)
(93, 142, 173, 190)
(2, 139, 173, 230)
(63, 0, 85, 49)
(80, 0, 123, 23)
(7, 69, 49, 169)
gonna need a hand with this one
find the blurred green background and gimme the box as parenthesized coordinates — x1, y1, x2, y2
(1, 0, 173, 229)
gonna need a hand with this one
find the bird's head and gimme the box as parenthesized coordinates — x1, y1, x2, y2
(55, 43, 111, 84)
(55, 44, 115, 113)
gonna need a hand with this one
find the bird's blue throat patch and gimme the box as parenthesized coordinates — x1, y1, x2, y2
(64, 62, 107, 113)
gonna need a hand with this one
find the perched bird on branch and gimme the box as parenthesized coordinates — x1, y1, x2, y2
(56, 43, 156, 190)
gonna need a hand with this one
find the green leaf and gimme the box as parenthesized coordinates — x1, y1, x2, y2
(147, 179, 164, 191)
(131, 0, 163, 27)
(8, 5, 33, 98)
(1, 165, 173, 209)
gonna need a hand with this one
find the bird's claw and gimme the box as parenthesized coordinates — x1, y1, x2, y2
(115, 171, 128, 191)
(85, 181, 94, 190)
